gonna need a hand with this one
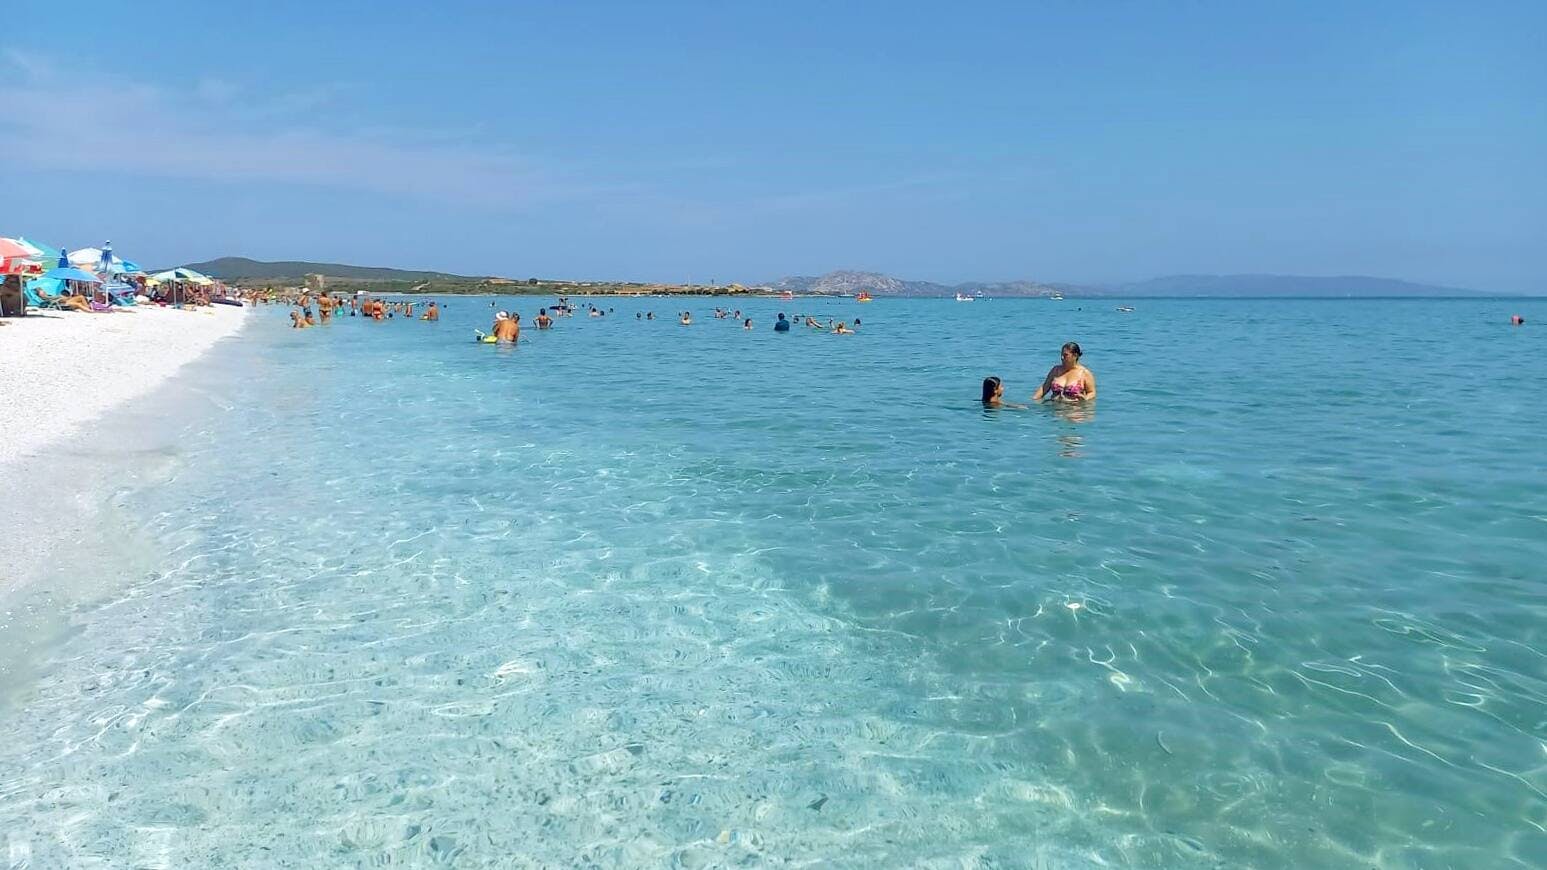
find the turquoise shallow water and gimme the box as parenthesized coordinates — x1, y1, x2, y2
(2, 296, 1545, 867)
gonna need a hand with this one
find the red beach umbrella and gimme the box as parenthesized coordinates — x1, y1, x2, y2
(0, 240, 39, 277)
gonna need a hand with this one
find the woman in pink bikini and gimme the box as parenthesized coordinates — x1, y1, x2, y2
(1033, 342, 1096, 403)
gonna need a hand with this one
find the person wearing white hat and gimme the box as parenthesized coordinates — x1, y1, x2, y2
(493, 310, 520, 343)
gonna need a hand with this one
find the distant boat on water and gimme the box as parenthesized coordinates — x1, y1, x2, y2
(856, 292, 873, 302)
(954, 292, 974, 302)
(780, 290, 794, 301)
(1049, 291, 1064, 301)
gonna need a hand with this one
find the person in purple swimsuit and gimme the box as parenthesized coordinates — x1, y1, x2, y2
(1034, 342, 1096, 402)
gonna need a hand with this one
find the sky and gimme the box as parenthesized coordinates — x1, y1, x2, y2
(3, 1, 1543, 291)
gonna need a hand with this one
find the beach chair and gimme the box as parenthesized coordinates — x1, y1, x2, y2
(23, 284, 64, 311)
(106, 283, 137, 306)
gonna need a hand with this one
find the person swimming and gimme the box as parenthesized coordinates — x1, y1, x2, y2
(744, 317, 753, 329)
(680, 311, 692, 325)
(981, 376, 1026, 408)
(1034, 342, 1097, 402)
(832, 322, 852, 334)
(774, 312, 790, 332)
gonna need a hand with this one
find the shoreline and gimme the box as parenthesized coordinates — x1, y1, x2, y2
(0, 304, 250, 691)
(0, 305, 249, 463)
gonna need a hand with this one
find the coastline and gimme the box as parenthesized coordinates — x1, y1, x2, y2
(0, 304, 248, 463)
(0, 304, 248, 606)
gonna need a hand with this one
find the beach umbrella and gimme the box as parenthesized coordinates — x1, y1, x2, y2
(57, 249, 69, 269)
(0, 239, 37, 279)
(44, 266, 103, 284)
(16, 237, 60, 262)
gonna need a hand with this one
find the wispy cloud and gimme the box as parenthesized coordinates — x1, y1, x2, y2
(0, 53, 609, 208)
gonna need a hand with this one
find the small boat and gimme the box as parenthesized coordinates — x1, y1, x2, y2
(780, 290, 794, 301)
(1116, 305, 1135, 313)
(954, 292, 974, 302)
(1049, 292, 1064, 301)
(856, 292, 873, 303)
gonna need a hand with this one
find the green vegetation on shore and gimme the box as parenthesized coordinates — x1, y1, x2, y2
(186, 257, 756, 296)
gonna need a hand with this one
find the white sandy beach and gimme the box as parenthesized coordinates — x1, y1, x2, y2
(0, 304, 248, 462)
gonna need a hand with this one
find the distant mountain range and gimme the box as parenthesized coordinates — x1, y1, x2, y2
(770, 270, 1488, 298)
(176, 257, 1494, 297)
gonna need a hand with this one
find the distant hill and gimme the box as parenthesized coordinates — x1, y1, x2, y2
(771, 270, 1063, 298)
(771, 271, 949, 296)
(176, 257, 485, 282)
(769, 270, 1487, 298)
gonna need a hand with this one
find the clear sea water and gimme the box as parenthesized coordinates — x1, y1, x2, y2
(1, 296, 1545, 868)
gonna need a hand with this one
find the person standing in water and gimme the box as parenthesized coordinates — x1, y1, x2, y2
(422, 301, 440, 321)
(536, 308, 553, 329)
(774, 313, 791, 332)
(1034, 342, 1096, 402)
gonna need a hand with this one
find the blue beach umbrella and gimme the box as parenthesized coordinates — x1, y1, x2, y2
(44, 266, 103, 284)
(57, 249, 68, 269)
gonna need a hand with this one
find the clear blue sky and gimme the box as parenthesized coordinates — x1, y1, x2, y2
(4, 0, 1542, 291)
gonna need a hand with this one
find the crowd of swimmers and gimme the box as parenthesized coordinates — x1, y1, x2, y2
(249, 289, 442, 328)
(260, 289, 1097, 408)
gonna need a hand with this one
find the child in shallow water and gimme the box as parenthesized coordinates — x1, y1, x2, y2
(981, 376, 1025, 409)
